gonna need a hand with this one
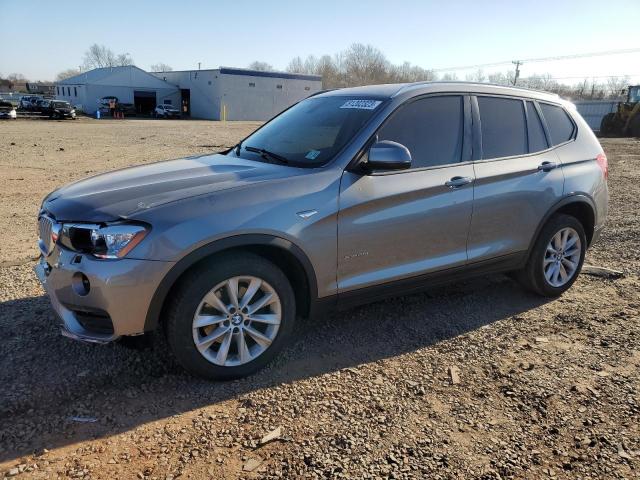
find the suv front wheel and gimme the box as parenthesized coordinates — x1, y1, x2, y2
(164, 253, 296, 379)
(516, 214, 587, 297)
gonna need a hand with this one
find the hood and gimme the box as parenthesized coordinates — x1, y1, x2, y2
(43, 153, 299, 222)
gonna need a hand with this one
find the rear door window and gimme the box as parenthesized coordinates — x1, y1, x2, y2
(377, 95, 464, 168)
(477, 96, 527, 159)
(526, 101, 548, 153)
(539, 103, 575, 145)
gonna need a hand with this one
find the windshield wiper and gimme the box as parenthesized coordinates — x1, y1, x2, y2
(244, 146, 289, 164)
(234, 141, 242, 156)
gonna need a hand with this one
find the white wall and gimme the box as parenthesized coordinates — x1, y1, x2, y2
(56, 85, 180, 116)
(215, 73, 322, 121)
(55, 84, 87, 111)
(153, 69, 322, 120)
(157, 70, 218, 120)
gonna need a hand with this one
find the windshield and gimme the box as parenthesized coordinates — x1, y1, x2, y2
(52, 101, 70, 108)
(233, 96, 385, 166)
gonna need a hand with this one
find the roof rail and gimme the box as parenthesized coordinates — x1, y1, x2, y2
(393, 80, 560, 98)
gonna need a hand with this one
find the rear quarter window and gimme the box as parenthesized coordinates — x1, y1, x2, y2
(526, 101, 548, 153)
(539, 103, 575, 146)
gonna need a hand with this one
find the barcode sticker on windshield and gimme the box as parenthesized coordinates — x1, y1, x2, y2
(340, 99, 382, 110)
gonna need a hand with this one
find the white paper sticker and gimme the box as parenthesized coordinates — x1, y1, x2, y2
(305, 150, 321, 160)
(340, 99, 382, 110)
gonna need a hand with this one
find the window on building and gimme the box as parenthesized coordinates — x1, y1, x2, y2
(74, 87, 77, 97)
(477, 96, 527, 159)
(526, 101, 548, 153)
(539, 103, 575, 146)
(249, 82, 255, 87)
(377, 95, 464, 168)
(57, 86, 60, 95)
(276, 84, 283, 90)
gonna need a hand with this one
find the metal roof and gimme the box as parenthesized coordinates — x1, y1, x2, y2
(218, 67, 321, 82)
(56, 66, 177, 89)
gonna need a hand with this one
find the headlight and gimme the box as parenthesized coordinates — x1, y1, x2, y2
(60, 223, 149, 259)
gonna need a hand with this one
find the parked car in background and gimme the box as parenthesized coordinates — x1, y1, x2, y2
(35, 82, 608, 380)
(35, 98, 51, 111)
(41, 100, 76, 119)
(154, 104, 181, 118)
(19, 95, 41, 111)
(0, 101, 17, 119)
(0, 93, 21, 107)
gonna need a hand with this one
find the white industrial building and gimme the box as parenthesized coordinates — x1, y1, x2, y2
(152, 67, 322, 120)
(56, 66, 181, 116)
(55, 65, 322, 120)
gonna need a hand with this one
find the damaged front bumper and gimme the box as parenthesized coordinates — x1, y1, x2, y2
(34, 246, 173, 343)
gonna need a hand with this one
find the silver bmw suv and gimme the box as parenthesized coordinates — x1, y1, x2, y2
(36, 82, 609, 379)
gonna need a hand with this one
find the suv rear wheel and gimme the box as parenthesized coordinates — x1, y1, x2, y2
(515, 214, 586, 297)
(164, 253, 296, 379)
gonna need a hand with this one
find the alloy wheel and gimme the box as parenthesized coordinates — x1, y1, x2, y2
(543, 227, 582, 287)
(192, 276, 281, 367)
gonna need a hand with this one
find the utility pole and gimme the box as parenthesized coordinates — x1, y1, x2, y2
(512, 60, 522, 86)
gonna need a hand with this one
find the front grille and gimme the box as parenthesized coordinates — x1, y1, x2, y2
(38, 215, 53, 255)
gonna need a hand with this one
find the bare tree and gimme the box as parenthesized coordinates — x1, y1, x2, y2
(606, 76, 629, 98)
(56, 68, 81, 81)
(342, 43, 390, 86)
(248, 61, 274, 71)
(7, 73, 27, 82)
(82, 44, 134, 69)
(286, 56, 305, 73)
(116, 53, 134, 66)
(150, 63, 173, 72)
(465, 69, 485, 83)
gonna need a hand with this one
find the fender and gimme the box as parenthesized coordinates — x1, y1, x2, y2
(527, 194, 596, 254)
(143, 234, 319, 332)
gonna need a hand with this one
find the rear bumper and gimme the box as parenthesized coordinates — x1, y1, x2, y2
(35, 247, 174, 343)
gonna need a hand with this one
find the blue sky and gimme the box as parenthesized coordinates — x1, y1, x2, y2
(2, 0, 639, 83)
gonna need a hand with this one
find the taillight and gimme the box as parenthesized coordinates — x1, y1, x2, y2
(596, 153, 608, 180)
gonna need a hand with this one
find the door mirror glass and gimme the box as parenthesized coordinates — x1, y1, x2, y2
(366, 140, 412, 171)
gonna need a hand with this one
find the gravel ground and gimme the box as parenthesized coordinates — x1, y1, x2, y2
(0, 119, 638, 479)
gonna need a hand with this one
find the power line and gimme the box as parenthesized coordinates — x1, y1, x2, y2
(432, 48, 640, 72)
(525, 73, 639, 80)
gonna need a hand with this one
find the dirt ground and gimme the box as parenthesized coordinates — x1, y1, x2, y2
(0, 118, 638, 479)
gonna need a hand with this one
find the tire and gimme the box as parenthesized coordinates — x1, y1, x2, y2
(599, 113, 616, 136)
(629, 114, 640, 138)
(164, 253, 296, 380)
(515, 214, 586, 297)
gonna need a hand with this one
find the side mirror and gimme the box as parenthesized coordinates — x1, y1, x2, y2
(365, 140, 412, 171)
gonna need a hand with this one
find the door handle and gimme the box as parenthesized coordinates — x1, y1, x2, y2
(445, 176, 473, 188)
(537, 161, 558, 172)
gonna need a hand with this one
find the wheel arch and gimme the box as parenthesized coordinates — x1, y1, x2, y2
(529, 195, 596, 254)
(144, 234, 319, 332)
